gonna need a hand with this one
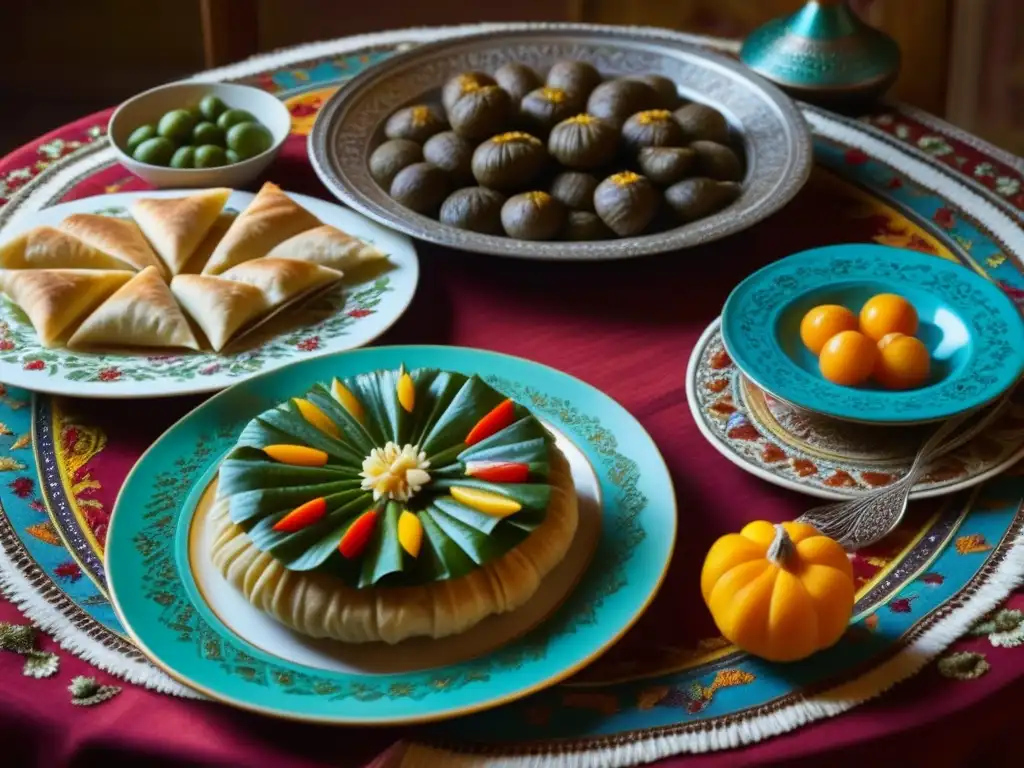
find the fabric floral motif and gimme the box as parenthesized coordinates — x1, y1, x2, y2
(22, 651, 60, 679)
(937, 651, 990, 680)
(917, 136, 953, 156)
(0, 621, 37, 654)
(0, 622, 60, 679)
(68, 676, 121, 706)
(974, 162, 996, 179)
(0, 124, 105, 204)
(994, 177, 1020, 196)
(969, 608, 1024, 648)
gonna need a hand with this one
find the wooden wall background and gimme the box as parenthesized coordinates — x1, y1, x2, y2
(0, 0, 956, 154)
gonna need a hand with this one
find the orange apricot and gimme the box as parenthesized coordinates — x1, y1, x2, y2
(859, 293, 918, 342)
(874, 332, 931, 390)
(819, 330, 878, 387)
(800, 304, 858, 355)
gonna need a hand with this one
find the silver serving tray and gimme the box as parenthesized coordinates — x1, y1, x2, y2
(309, 25, 813, 261)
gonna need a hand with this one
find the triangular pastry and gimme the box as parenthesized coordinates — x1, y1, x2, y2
(67, 266, 200, 351)
(201, 182, 321, 276)
(0, 226, 136, 271)
(131, 188, 231, 276)
(179, 213, 237, 275)
(58, 214, 166, 276)
(220, 258, 343, 309)
(171, 274, 269, 352)
(0, 268, 133, 347)
(265, 225, 388, 273)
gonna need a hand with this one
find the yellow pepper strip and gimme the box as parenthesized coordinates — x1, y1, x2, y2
(450, 486, 522, 517)
(263, 444, 328, 467)
(293, 398, 340, 439)
(397, 510, 423, 558)
(397, 372, 415, 413)
(331, 378, 365, 424)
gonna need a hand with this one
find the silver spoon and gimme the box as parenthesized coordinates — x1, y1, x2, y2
(796, 406, 990, 551)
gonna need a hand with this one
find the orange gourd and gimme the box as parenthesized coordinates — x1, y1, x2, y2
(700, 521, 855, 662)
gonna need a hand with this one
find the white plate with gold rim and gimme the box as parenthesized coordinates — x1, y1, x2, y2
(0, 189, 418, 398)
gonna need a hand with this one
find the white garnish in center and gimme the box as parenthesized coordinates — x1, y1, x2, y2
(359, 442, 431, 502)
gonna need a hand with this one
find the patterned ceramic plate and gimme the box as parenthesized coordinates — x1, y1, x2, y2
(689, 318, 1024, 500)
(106, 345, 676, 724)
(0, 190, 419, 398)
(310, 26, 812, 260)
(721, 244, 1024, 425)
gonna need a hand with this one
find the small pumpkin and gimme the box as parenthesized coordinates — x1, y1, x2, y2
(700, 521, 855, 662)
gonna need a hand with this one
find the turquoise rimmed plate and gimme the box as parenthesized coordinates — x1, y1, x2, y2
(106, 345, 676, 724)
(721, 244, 1024, 425)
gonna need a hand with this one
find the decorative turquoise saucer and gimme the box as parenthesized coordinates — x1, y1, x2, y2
(721, 244, 1024, 425)
(105, 345, 676, 724)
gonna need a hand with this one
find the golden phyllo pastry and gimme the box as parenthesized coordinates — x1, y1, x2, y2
(201, 182, 321, 276)
(170, 274, 269, 352)
(58, 214, 165, 276)
(265, 224, 387, 273)
(67, 266, 200, 351)
(131, 188, 231, 276)
(219, 257, 343, 309)
(0, 268, 133, 347)
(0, 226, 136, 271)
(178, 212, 237, 275)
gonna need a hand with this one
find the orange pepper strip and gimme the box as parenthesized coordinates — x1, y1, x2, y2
(338, 509, 378, 559)
(465, 399, 516, 446)
(273, 497, 328, 533)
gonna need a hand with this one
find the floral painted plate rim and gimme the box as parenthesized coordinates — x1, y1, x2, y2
(720, 243, 1024, 425)
(0, 189, 419, 399)
(105, 345, 677, 724)
(688, 317, 1024, 500)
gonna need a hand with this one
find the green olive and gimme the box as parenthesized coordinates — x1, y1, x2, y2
(170, 146, 196, 169)
(126, 124, 157, 153)
(226, 122, 273, 160)
(193, 121, 225, 147)
(226, 149, 242, 164)
(199, 95, 228, 122)
(132, 137, 176, 166)
(157, 109, 197, 144)
(194, 145, 228, 168)
(216, 109, 257, 131)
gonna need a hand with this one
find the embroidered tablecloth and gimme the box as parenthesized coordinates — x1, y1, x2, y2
(2, 23, 1024, 768)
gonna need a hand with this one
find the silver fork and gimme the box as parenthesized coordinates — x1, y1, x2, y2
(796, 407, 986, 551)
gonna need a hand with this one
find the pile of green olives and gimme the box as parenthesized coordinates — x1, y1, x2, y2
(125, 94, 275, 169)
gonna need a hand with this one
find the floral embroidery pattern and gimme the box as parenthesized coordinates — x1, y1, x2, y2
(68, 676, 121, 706)
(0, 125, 105, 204)
(0, 622, 60, 679)
(937, 651, 990, 680)
(969, 608, 1024, 648)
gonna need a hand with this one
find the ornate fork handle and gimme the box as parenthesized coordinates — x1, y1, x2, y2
(797, 408, 980, 550)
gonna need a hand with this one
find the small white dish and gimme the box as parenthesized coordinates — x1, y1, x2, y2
(108, 82, 291, 188)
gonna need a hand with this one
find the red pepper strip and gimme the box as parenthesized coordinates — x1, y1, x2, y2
(338, 509, 378, 559)
(272, 497, 328, 533)
(465, 399, 516, 446)
(465, 461, 530, 483)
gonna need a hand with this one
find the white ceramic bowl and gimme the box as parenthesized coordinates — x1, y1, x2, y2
(108, 82, 291, 188)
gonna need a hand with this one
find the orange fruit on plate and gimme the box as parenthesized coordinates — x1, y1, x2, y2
(874, 332, 931, 390)
(819, 330, 878, 387)
(859, 293, 919, 341)
(800, 304, 858, 355)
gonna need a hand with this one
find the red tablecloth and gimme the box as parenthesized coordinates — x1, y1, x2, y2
(3, 49, 1024, 768)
